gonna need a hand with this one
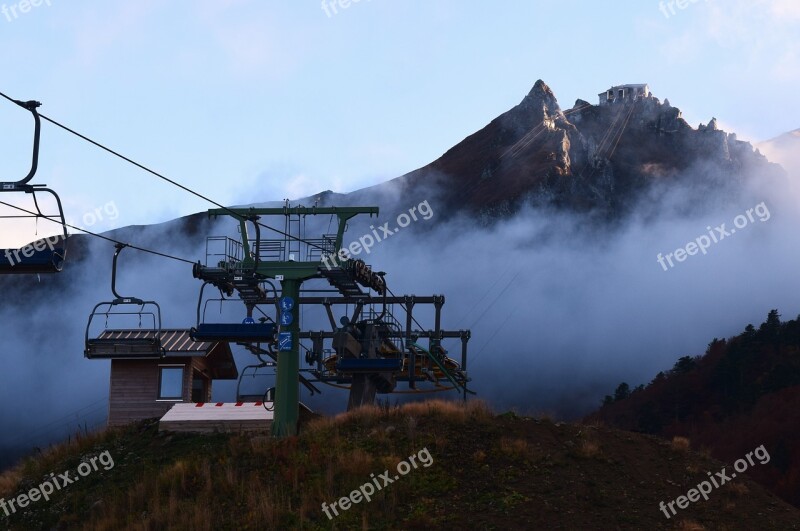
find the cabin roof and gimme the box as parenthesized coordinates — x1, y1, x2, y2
(99, 329, 209, 353)
(99, 329, 238, 379)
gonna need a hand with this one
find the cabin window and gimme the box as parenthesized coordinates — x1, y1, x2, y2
(158, 366, 184, 400)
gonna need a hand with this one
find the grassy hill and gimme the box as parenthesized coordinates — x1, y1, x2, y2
(1, 400, 798, 530)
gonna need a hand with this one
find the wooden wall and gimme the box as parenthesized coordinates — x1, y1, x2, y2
(108, 359, 188, 426)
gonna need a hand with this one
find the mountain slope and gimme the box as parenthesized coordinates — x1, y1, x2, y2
(591, 310, 800, 508)
(1, 400, 799, 530)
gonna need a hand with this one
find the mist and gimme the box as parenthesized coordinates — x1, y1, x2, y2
(2, 140, 800, 469)
(337, 154, 800, 418)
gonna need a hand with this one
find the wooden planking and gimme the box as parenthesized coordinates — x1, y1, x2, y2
(158, 420, 271, 434)
(159, 402, 273, 433)
(161, 403, 275, 421)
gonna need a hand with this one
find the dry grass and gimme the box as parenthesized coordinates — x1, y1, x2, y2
(4, 400, 795, 530)
(306, 399, 492, 434)
(0, 427, 110, 498)
(498, 437, 531, 460)
(576, 439, 602, 459)
(1, 400, 488, 527)
(397, 399, 492, 423)
(675, 520, 707, 530)
(0, 468, 23, 499)
(671, 436, 691, 453)
(336, 448, 375, 476)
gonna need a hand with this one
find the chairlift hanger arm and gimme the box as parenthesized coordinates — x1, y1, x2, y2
(1, 99, 41, 189)
(0, 98, 70, 274)
(237, 215, 261, 270)
(111, 243, 141, 302)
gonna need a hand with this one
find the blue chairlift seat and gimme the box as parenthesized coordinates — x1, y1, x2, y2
(0, 246, 66, 274)
(191, 323, 276, 343)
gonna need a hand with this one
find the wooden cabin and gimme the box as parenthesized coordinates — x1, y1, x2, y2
(98, 329, 238, 426)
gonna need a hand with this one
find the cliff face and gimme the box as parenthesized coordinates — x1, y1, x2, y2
(392, 80, 784, 220)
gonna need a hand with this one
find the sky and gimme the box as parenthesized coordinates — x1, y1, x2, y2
(0, 0, 798, 244)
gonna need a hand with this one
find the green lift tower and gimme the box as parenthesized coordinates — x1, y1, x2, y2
(192, 202, 471, 437)
(193, 204, 380, 436)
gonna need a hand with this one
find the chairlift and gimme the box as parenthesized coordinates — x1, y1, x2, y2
(190, 281, 277, 343)
(0, 99, 68, 274)
(84, 243, 165, 359)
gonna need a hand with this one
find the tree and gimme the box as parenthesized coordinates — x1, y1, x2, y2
(614, 382, 631, 402)
(759, 309, 782, 342)
(672, 356, 696, 374)
(706, 338, 725, 355)
(650, 371, 666, 386)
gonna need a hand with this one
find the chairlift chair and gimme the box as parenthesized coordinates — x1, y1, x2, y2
(190, 280, 277, 343)
(84, 244, 165, 359)
(0, 99, 68, 274)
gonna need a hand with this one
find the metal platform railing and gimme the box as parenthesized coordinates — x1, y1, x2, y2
(205, 236, 243, 269)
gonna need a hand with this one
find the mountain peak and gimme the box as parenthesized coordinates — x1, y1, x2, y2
(520, 79, 561, 115)
(529, 79, 554, 98)
(398, 79, 782, 220)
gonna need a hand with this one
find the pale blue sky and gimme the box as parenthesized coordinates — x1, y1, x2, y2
(0, 0, 798, 241)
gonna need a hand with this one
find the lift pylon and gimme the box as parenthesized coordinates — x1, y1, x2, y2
(193, 204, 380, 436)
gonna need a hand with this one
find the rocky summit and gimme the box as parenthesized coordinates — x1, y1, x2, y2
(387, 80, 783, 221)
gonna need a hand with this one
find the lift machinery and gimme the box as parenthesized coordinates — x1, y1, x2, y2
(192, 203, 472, 437)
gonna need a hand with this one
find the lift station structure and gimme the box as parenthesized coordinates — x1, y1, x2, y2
(191, 204, 472, 437)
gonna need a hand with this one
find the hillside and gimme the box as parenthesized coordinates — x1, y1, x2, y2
(1, 400, 798, 530)
(591, 310, 800, 509)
